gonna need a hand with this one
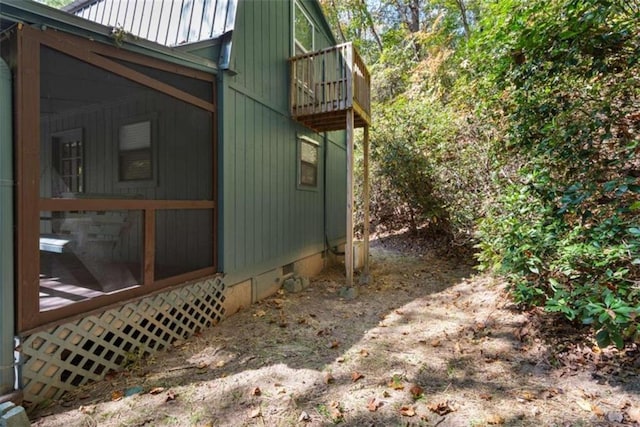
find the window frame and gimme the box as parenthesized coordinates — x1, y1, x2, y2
(51, 127, 85, 197)
(116, 114, 158, 187)
(293, 1, 315, 55)
(297, 135, 320, 191)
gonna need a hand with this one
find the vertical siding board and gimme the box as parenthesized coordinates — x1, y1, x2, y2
(233, 93, 245, 270)
(246, 99, 256, 268)
(268, 111, 275, 260)
(223, 85, 235, 271)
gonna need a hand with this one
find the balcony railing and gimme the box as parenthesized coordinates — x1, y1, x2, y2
(290, 42, 371, 132)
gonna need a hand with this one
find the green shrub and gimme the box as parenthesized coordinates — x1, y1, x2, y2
(474, 0, 640, 348)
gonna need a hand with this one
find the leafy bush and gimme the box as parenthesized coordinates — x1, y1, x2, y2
(474, 0, 640, 347)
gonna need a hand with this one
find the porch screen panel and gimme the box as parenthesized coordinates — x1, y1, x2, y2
(39, 210, 143, 311)
(155, 210, 213, 280)
(40, 46, 213, 201)
(38, 45, 215, 315)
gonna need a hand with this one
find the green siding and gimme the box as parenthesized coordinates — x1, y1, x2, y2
(326, 131, 347, 245)
(219, 0, 346, 278)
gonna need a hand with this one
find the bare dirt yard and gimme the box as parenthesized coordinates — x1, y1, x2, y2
(31, 231, 640, 426)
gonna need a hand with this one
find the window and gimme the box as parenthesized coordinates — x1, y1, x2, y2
(294, 2, 314, 55)
(52, 128, 84, 197)
(298, 136, 319, 188)
(119, 120, 153, 181)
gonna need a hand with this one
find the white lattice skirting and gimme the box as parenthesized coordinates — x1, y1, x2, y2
(21, 277, 226, 404)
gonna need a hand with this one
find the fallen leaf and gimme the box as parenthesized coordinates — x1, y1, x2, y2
(543, 387, 562, 398)
(79, 405, 95, 415)
(428, 401, 454, 415)
(409, 384, 424, 399)
(576, 398, 592, 412)
(250, 387, 261, 396)
(149, 387, 165, 395)
(519, 391, 536, 402)
(324, 373, 335, 384)
(591, 405, 604, 417)
(328, 401, 343, 421)
(249, 407, 261, 418)
(367, 398, 382, 412)
(111, 390, 124, 401)
(351, 372, 364, 382)
(298, 411, 311, 422)
(399, 405, 416, 417)
(627, 406, 640, 422)
(487, 414, 505, 425)
(388, 375, 404, 390)
(165, 390, 177, 402)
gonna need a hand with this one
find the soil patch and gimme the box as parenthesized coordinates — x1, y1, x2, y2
(31, 231, 640, 426)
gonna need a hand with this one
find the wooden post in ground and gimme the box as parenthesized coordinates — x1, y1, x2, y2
(360, 125, 371, 284)
(344, 107, 355, 291)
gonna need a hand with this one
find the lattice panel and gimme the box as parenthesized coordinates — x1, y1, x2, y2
(21, 277, 225, 404)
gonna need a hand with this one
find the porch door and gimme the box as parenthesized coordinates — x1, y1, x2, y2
(52, 128, 84, 197)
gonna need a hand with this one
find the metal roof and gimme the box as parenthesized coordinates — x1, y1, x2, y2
(64, 0, 237, 47)
(0, 0, 218, 73)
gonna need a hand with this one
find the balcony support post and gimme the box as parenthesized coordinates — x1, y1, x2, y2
(344, 108, 355, 293)
(360, 125, 371, 285)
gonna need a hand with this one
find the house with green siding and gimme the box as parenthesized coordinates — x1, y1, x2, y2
(0, 0, 370, 406)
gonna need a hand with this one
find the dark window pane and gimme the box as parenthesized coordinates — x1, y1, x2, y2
(299, 138, 318, 187)
(119, 149, 152, 181)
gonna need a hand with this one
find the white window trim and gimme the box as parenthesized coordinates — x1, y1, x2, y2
(297, 135, 320, 190)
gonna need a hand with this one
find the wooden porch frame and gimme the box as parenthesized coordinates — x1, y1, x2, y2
(14, 24, 218, 332)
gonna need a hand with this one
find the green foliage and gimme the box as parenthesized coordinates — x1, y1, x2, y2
(35, 0, 72, 8)
(325, 0, 639, 347)
(474, 0, 640, 348)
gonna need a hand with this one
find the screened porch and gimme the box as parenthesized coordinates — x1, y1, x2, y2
(4, 24, 218, 332)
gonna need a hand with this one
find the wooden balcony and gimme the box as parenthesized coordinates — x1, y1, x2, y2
(290, 43, 371, 132)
